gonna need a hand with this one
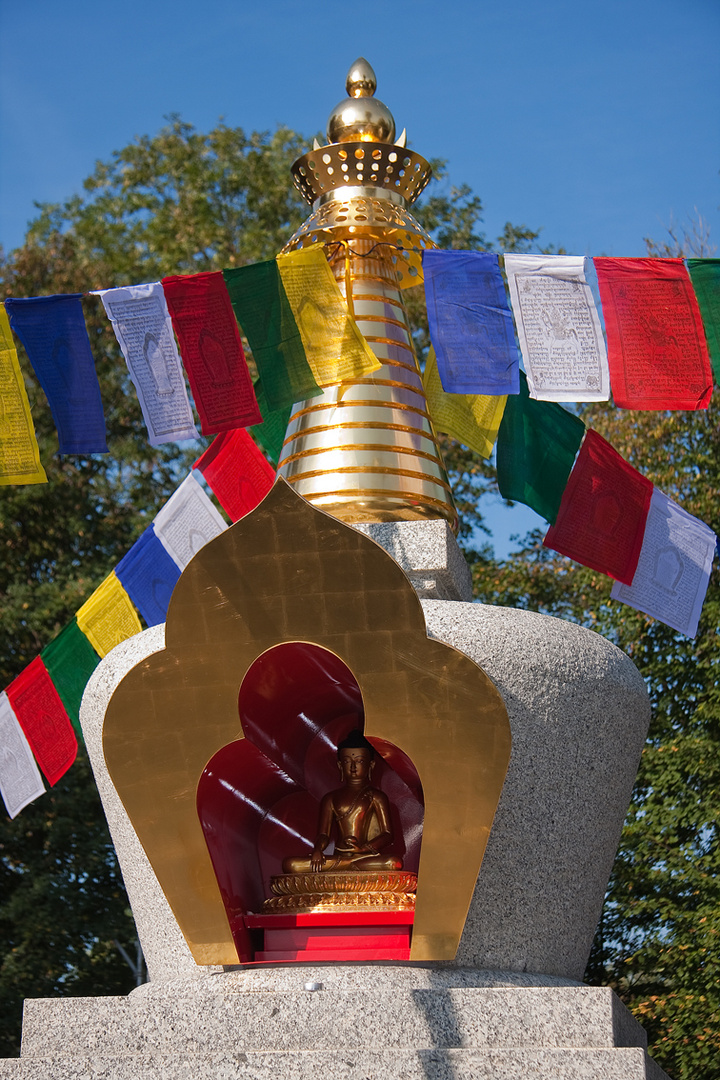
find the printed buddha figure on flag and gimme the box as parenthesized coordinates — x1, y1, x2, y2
(199, 328, 234, 388)
(143, 332, 174, 396)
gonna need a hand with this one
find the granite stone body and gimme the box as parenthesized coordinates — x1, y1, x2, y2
(0, 969, 670, 1079)
(355, 519, 473, 600)
(421, 599, 650, 979)
(79, 624, 218, 983)
(0, 519, 663, 1079)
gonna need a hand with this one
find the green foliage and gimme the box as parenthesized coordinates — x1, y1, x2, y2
(0, 749, 137, 1056)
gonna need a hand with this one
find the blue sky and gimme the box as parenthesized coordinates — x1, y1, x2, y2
(1, 0, 717, 554)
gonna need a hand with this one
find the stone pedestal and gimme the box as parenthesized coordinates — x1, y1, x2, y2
(0, 519, 669, 1079)
(5, 968, 670, 1078)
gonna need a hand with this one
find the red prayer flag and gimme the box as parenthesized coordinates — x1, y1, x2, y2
(593, 257, 713, 410)
(194, 428, 275, 521)
(543, 428, 653, 585)
(162, 272, 262, 434)
(6, 657, 78, 786)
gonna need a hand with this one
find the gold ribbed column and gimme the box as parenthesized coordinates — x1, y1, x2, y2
(276, 58, 457, 530)
(278, 240, 455, 526)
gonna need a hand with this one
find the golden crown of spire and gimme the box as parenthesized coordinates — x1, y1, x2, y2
(291, 59, 432, 207)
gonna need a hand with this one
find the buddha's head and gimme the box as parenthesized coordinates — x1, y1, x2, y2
(337, 729, 375, 783)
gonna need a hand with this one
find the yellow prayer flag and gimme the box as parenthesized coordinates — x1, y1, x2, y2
(423, 348, 507, 459)
(0, 307, 47, 486)
(276, 247, 380, 386)
(76, 572, 143, 658)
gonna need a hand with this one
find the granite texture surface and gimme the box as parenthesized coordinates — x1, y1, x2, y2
(421, 600, 651, 979)
(21, 985, 647, 1055)
(79, 625, 221, 983)
(0, 1047, 671, 1079)
(5, 979, 671, 1080)
(353, 519, 473, 601)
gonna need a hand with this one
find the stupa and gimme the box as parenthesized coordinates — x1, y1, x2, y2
(0, 60, 670, 1080)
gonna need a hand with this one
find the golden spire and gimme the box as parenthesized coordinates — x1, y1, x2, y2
(277, 61, 457, 530)
(292, 60, 429, 211)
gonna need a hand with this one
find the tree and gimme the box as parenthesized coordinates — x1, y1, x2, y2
(472, 246, 720, 1075)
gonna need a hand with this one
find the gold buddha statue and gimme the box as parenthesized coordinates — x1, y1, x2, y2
(264, 731, 417, 912)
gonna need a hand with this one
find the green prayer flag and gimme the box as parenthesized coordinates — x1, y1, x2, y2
(687, 259, 720, 384)
(248, 379, 291, 466)
(496, 371, 585, 525)
(223, 261, 322, 411)
(41, 619, 100, 736)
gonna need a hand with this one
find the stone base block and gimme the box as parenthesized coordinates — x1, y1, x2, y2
(354, 519, 473, 601)
(0, 1047, 671, 1079)
(1, 970, 671, 1079)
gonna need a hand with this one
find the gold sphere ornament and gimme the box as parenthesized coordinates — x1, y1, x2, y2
(346, 57, 377, 97)
(327, 57, 396, 144)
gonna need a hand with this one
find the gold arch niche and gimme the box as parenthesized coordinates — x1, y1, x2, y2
(103, 480, 511, 964)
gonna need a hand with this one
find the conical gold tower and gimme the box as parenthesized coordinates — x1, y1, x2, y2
(277, 59, 457, 529)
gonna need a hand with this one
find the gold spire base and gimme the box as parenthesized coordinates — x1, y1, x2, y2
(262, 871, 417, 913)
(302, 490, 457, 526)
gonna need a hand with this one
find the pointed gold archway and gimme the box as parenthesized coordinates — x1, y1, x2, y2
(103, 480, 511, 964)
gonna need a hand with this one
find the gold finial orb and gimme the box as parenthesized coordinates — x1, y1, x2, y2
(327, 58, 396, 144)
(346, 57, 376, 98)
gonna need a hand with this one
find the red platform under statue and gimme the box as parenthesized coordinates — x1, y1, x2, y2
(245, 911, 414, 963)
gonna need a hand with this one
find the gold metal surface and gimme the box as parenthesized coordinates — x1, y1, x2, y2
(346, 57, 377, 98)
(277, 240, 457, 529)
(103, 482, 512, 964)
(263, 871, 417, 914)
(292, 148, 432, 207)
(277, 61, 458, 528)
(327, 57, 395, 144)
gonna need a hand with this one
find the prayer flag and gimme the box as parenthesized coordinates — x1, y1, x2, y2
(153, 473, 227, 571)
(115, 525, 182, 627)
(423, 347, 506, 459)
(0, 691, 45, 818)
(76, 572, 143, 658)
(223, 260, 322, 411)
(194, 428, 275, 521)
(686, 258, 720, 384)
(593, 258, 713, 410)
(161, 272, 261, 434)
(6, 657, 78, 786)
(41, 619, 100, 735)
(422, 249, 520, 395)
(0, 307, 47, 485)
(497, 371, 585, 524)
(611, 488, 717, 638)
(504, 254, 610, 402)
(4, 295, 108, 453)
(543, 428, 653, 585)
(247, 379, 291, 466)
(94, 283, 198, 445)
(274, 247, 381, 386)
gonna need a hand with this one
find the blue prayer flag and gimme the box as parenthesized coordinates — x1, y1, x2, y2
(115, 525, 181, 627)
(4, 294, 108, 454)
(422, 250, 520, 395)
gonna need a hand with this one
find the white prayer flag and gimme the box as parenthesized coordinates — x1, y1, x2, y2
(152, 473, 227, 571)
(94, 283, 198, 445)
(611, 488, 717, 638)
(504, 255, 610, 402)
(0, 691, 45, 819)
